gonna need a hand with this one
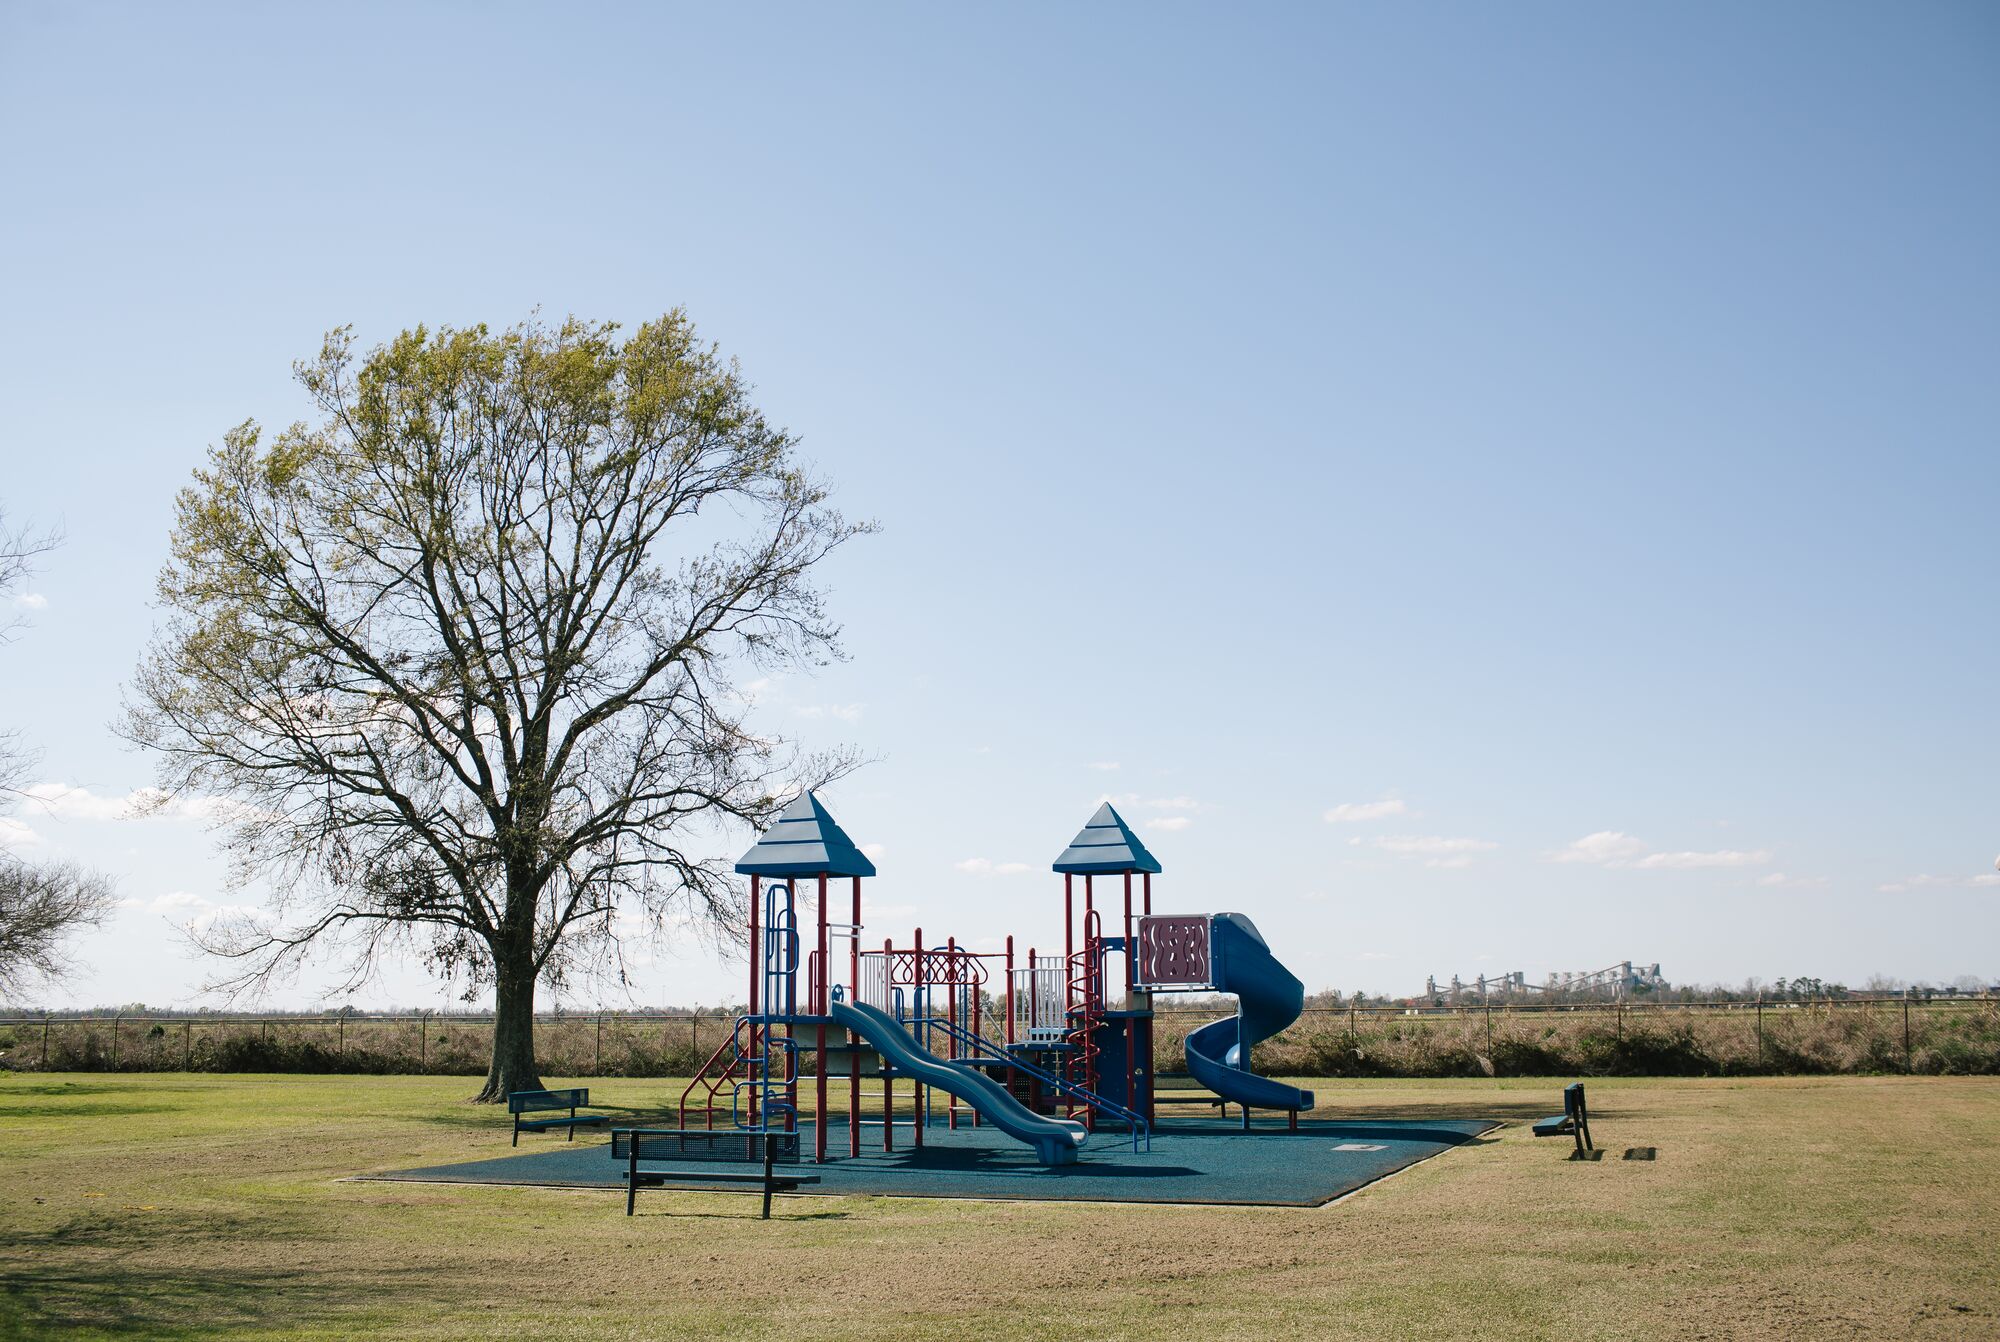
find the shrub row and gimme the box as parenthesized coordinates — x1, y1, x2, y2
(4, 1005, 1995, 1077)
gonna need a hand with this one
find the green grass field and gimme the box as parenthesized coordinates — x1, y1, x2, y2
(3, 1073, 1996, 1341)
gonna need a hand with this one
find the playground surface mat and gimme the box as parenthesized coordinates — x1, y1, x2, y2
(360, 1113, 1499, 1206)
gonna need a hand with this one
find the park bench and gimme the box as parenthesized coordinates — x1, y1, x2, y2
(508, 1088, 610, 1146)
(612, 1128, 822, 1219)
(1531, 1082, 1595, 1157)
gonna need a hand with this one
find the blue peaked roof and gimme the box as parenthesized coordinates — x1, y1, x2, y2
(734, 791, 877, 878)
(1051, 802, 1162, 874)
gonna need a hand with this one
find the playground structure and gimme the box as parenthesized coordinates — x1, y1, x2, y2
(677, 794, 1316, 1167)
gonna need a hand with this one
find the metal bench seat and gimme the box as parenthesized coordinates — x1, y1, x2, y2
(508, 1088, 610, 1146)
(613, 1127, 815, 1219)
(1531, 1082, 1595, 1157)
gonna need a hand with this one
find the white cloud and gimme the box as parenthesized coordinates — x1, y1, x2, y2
(12, 592, 47, 611)
(1549, 831, 1649, 864)
(1322, 799, 1409, 824)
(1756, 872, 1829, 888)
(954, 858, 1030, 877)
(1147, 795, 1201, 811)
(1878, 873, 2000, 893)
(1147, 816, 1192, 832)
(727, 676, 774, 709)
(1089, 761, 1120, 772)
(971, 745, 992, 755)
(860, 843, 888, 861)
(22, 782, 243, 824)
(0, 816, 41, 848)
(1428, 855, 1475, 869)
(1630, 849, 1772, 870)
(1549, 830, 1770, 871)
(22, 783, 133, 821)
(118, 890, 214, 914)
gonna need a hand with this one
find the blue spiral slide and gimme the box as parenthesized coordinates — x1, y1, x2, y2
(1183, 914, 1316, 1114)
(828, 998, 1089, 1165)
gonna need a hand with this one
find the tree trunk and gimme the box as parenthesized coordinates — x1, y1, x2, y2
(475, 952, 544, 1102)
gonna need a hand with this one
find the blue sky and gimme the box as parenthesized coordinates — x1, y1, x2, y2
(1, 3, 1994, 1010)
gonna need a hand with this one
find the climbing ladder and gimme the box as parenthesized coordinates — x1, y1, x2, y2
(679, 880, 802, 1133)
(1063, 910, 1106, 1128)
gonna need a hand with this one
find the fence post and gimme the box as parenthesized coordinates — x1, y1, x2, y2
(595, 1014, 604, 1074)
(41, 1017, 50, 1068)
(1756, 995, 1764, 1068)
(184, 1020, 193, 1071)
(1485, 1001, 1493, 1055)
(1903, 997, 1912, 1072)
(111, 1015, 121, 1070)
(339, 1015, 345, 1052)
(420, 1014, 428, 1073)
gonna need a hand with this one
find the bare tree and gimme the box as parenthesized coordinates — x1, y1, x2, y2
(123, 314, 871, 1099)
(0, 513, 116, 1000)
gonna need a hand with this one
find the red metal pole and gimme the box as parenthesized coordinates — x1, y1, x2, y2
(815, 873, 829, 1163)
(749, 875, 761, 1017)
(1005, 935, 1016, 1046)
(946, 936, 959, 1130)
(1124, 870, 1134, 993)
(748, 874, 760, 1127)
(970, 952, 983, 1127)
(913, 925, 926, 1149)
(849, 876, 861, 1158)
(1123, 871, 1136, 1110)
(1063, 874, 1074, 1010)
(882, 936, 894, 1152)
(1142, 871, 1154, 1123)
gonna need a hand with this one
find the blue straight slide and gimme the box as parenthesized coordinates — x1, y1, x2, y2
(1184, 914, 1317, 1114)
(828, 998, 1089, 1166)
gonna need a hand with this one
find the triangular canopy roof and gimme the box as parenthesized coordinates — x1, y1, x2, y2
(734, 791, 877, 878)
(1051, 802, 1162, 874)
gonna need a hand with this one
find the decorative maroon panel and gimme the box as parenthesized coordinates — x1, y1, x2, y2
(1136, 915, 1212, 988)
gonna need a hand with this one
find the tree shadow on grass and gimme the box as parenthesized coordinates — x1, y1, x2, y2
(0, 1217, 459, 1339)
(0, 1103, 184, 1121)
(0, 1082, 189, 1098)
(0, 1261, 358, 1339)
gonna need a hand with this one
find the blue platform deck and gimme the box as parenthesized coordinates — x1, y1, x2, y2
(361, 1114, 1497, 1208)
